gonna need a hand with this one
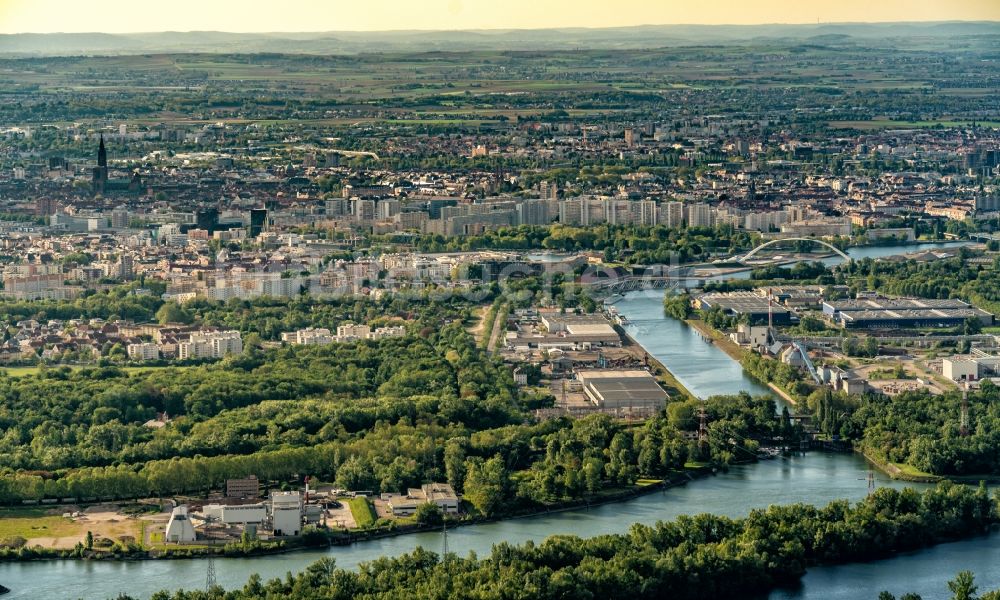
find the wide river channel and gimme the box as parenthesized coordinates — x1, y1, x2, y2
(2, 241, 993, 600)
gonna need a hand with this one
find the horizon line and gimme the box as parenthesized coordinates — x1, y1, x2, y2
(3, 19, 999, 36)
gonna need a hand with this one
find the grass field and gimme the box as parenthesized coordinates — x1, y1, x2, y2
(0, 366, 53, 377)
(0, 365, 190, 378)
(0, 507, 144, 549)
(889, 462, 940, 481)
(347, 498, 376, 529)
(0, 509, 78, 541)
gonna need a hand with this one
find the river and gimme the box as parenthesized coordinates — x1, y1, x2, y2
(724, 240, 972, 279)
(768, 534, 1000, 600)
(0, 453, 938, 599)
(0, 241, 989, 599)
(615, 291, 774, 399)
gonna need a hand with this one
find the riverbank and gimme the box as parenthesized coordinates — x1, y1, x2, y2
(0, 452, 947, 599)
(615, 323, 695, 400)
(860, 448, 1000, 485)
(685, 318, 806, 405)
(684, 319, 799, 406)
(0, 466, 723, 565)
(766, 383, 799, 406)
(684, 318, 745, 361)
(860, 448, 942, 483)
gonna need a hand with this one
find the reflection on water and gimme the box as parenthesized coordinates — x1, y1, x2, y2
(0, 241, 981, 599)
(0, 453, 933, 599)
(615, 291, 773, 399)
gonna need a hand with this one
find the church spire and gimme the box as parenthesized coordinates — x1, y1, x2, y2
(98, 134, 107, 168)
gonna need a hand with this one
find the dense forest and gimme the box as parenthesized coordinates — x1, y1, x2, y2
(0, 282, 796, 506)
(837, 382, 1000, 477)
(131, 483, 996, 600)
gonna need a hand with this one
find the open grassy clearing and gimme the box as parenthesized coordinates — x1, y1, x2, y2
(0, 508, 78, 541)
(0, 365, 191, 377)
(347, 497, 376, 529)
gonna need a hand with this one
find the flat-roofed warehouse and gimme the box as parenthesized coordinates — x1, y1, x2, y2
(528, 313, 621, 347)
(577, 369, 668, 410)
(695, 292, 791, 325)
(823, 298, 993, 329)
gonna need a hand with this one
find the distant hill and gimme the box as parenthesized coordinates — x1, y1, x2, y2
(1, 22, 998, 56)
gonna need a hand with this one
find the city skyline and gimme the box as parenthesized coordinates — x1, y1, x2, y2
(0, 0, 998, 34)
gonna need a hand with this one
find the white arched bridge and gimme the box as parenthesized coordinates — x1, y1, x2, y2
(738, 237, 852, 263)
(586, 238, 853, 293)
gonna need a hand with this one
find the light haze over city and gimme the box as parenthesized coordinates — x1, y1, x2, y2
(0, 0, 997, 33)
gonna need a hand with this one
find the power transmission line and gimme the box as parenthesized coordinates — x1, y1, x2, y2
(206, 552, 217, 591)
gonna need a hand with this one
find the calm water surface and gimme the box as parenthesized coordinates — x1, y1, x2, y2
(0, 241, 985, 599)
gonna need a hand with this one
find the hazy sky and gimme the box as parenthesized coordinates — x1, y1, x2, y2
(0, 0, 997, 33)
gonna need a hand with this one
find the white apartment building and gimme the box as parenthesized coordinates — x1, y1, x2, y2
(354, 199, 376, 221)
(744, 210, 790, 232)
(638, 200, 658, 226)
(376, 199, 401, 220)
(780, 217, 852, 237)
(336, 324, 372, 340)
(686, 203, 715, 228)
(370, 325, 406, 339)
(127, 342, 160, 361)
(558, 196, 606, 226)
(281, 327, 334, 345)
(282, 325, 405, 345)
(208, 271, 305, 301)
(111, 206, 130, 229)
(660, 201, 685, 228)
(178, 330, 243, 359)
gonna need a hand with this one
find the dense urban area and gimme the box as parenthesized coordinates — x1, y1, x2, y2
(0, 20, 998, 600)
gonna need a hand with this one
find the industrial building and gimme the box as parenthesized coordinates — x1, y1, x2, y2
(942, 354, 1000, 381)
(730, 323, 771, 349)
(818, 365, 868, 394)
(202, 503, 267, 525)
(269, 491, 303, 536)
(696, 292, 791, 325)
(165, 506, 197, 543)
(507, 312, 622, 352)
(381, 482, 460, 517)
(766, 285, 849, 308)
(576, 369, 668, 411)
(540, 313, 620, 340)
(822, 297, 993, 329)
(226, 475, 260, 499)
